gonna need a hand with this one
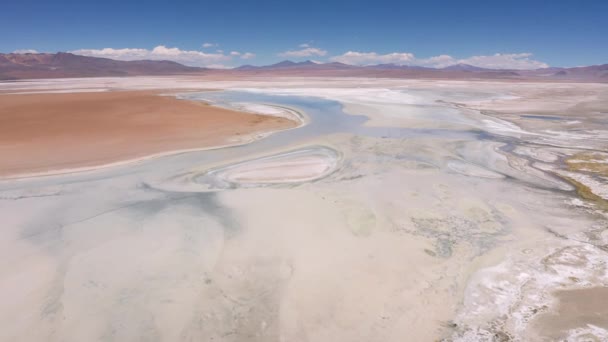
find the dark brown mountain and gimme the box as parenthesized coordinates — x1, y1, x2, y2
(235, 60, 356, 71)
(0, 52, 205, 80)
(231, 61, 606, 82)
(226, 62, 528, 80)
(441, 63, 489, 72)
(549, 64, 608, 79)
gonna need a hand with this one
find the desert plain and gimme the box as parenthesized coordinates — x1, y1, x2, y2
(1, 76, 607, 341)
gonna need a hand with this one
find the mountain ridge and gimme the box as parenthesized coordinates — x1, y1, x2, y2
(0, 52, 205, 80)
(1, 52, 606, 82)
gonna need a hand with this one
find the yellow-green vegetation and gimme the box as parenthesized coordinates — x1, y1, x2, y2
(561, 152, 608, 211)
(566, 152, 608, 177)
(562, 176, 608, 211)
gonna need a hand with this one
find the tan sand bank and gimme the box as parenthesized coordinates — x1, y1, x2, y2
(529, 287, 608, 340)
(0, 90, 297, 177)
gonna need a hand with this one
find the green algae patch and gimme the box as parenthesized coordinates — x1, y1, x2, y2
(566, 152, 608, 177)
(563, 175, 608, 211)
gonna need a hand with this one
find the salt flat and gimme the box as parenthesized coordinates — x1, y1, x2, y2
(0, 77, 607, 341)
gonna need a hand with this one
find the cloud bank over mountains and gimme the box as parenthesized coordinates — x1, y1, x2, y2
(272, 43, 548, 69)
(12, 49, 39, 54)
(71, 45, 255, 68)
(23, 43, 549, 69)
(278, 44, 328, 58)
(330, 52, 548, 69)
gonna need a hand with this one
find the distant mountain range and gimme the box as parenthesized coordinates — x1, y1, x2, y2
(235, 60, 357, 71)
(1, 52, 607, 82)
(228, 60, 608, 81)
(236, 60, 490, 72)
(0, 52, 204, 80)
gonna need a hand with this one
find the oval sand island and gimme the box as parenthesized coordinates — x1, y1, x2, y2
(195, 146, 340, 189)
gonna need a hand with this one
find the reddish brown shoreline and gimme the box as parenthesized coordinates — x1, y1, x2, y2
(0, 90, 297, 176)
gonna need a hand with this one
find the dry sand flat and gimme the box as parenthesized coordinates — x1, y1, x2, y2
(529, 287, 608, 340)
(0, 90, 297, 177)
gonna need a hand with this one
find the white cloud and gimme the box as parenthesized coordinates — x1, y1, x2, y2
(330, 51, 414, 65)
(457, 53, 548, 69)
(206, 64, 230, 69)
(221, 51, 255, 59)
(12, 49, 38, 54)
(240, 52, 256, 60)
(202, 42, 216, 48)
(278, 46, 327, 58)
(413, 54, 456, 68)
(71, 45, 234, 67)
(330, 51, 548, 69)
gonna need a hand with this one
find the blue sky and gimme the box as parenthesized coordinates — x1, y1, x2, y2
(2, 0, 607, 68)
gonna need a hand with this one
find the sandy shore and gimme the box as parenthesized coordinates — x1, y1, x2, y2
(0, 90, 297, 177)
